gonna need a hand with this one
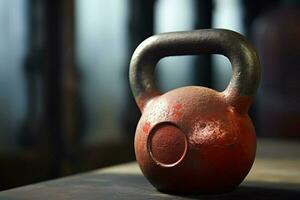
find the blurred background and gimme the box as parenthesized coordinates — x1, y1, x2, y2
(0, 0, 299, 190)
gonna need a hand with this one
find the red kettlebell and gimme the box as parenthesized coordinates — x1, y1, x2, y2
(129, 29, 260, 194)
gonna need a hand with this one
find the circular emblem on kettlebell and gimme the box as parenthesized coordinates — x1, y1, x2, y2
(147, 122, 188, 167)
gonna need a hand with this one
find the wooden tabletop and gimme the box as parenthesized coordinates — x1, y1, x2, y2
(0, 139, 299, 199)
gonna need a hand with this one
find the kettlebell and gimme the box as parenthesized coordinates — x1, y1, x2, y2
(129, 29, 260, 194)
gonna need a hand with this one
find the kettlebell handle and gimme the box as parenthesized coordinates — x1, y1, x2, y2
(129, 29, 260, 112)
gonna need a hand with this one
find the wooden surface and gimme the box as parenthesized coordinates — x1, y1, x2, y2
(0, 139, 299, 199)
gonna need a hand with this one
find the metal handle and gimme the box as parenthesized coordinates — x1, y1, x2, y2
(129, 29, 260, 112)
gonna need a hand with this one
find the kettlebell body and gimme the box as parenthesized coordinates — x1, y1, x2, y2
(130, 29, 260, 194)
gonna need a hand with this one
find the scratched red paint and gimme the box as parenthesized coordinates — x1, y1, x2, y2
(172, 103, 183, 120)
(143, 122, 151, 133)
(173, 111, 182, 120)
(174, 103, 182, 110)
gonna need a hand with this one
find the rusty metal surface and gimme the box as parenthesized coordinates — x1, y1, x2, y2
(0, 139, 299, 199)
(129, 29, 261, 193)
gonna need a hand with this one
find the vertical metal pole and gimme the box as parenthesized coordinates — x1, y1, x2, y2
(43, 0, 64, 178)
(61, 0, 82, 174)
(43, 0, 81, 176)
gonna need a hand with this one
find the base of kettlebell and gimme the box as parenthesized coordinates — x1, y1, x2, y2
(156, 186, 236, 195)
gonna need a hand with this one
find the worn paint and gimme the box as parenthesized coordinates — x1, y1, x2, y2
(143, 122, 151, 134)
(172, 103, 183, 120)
